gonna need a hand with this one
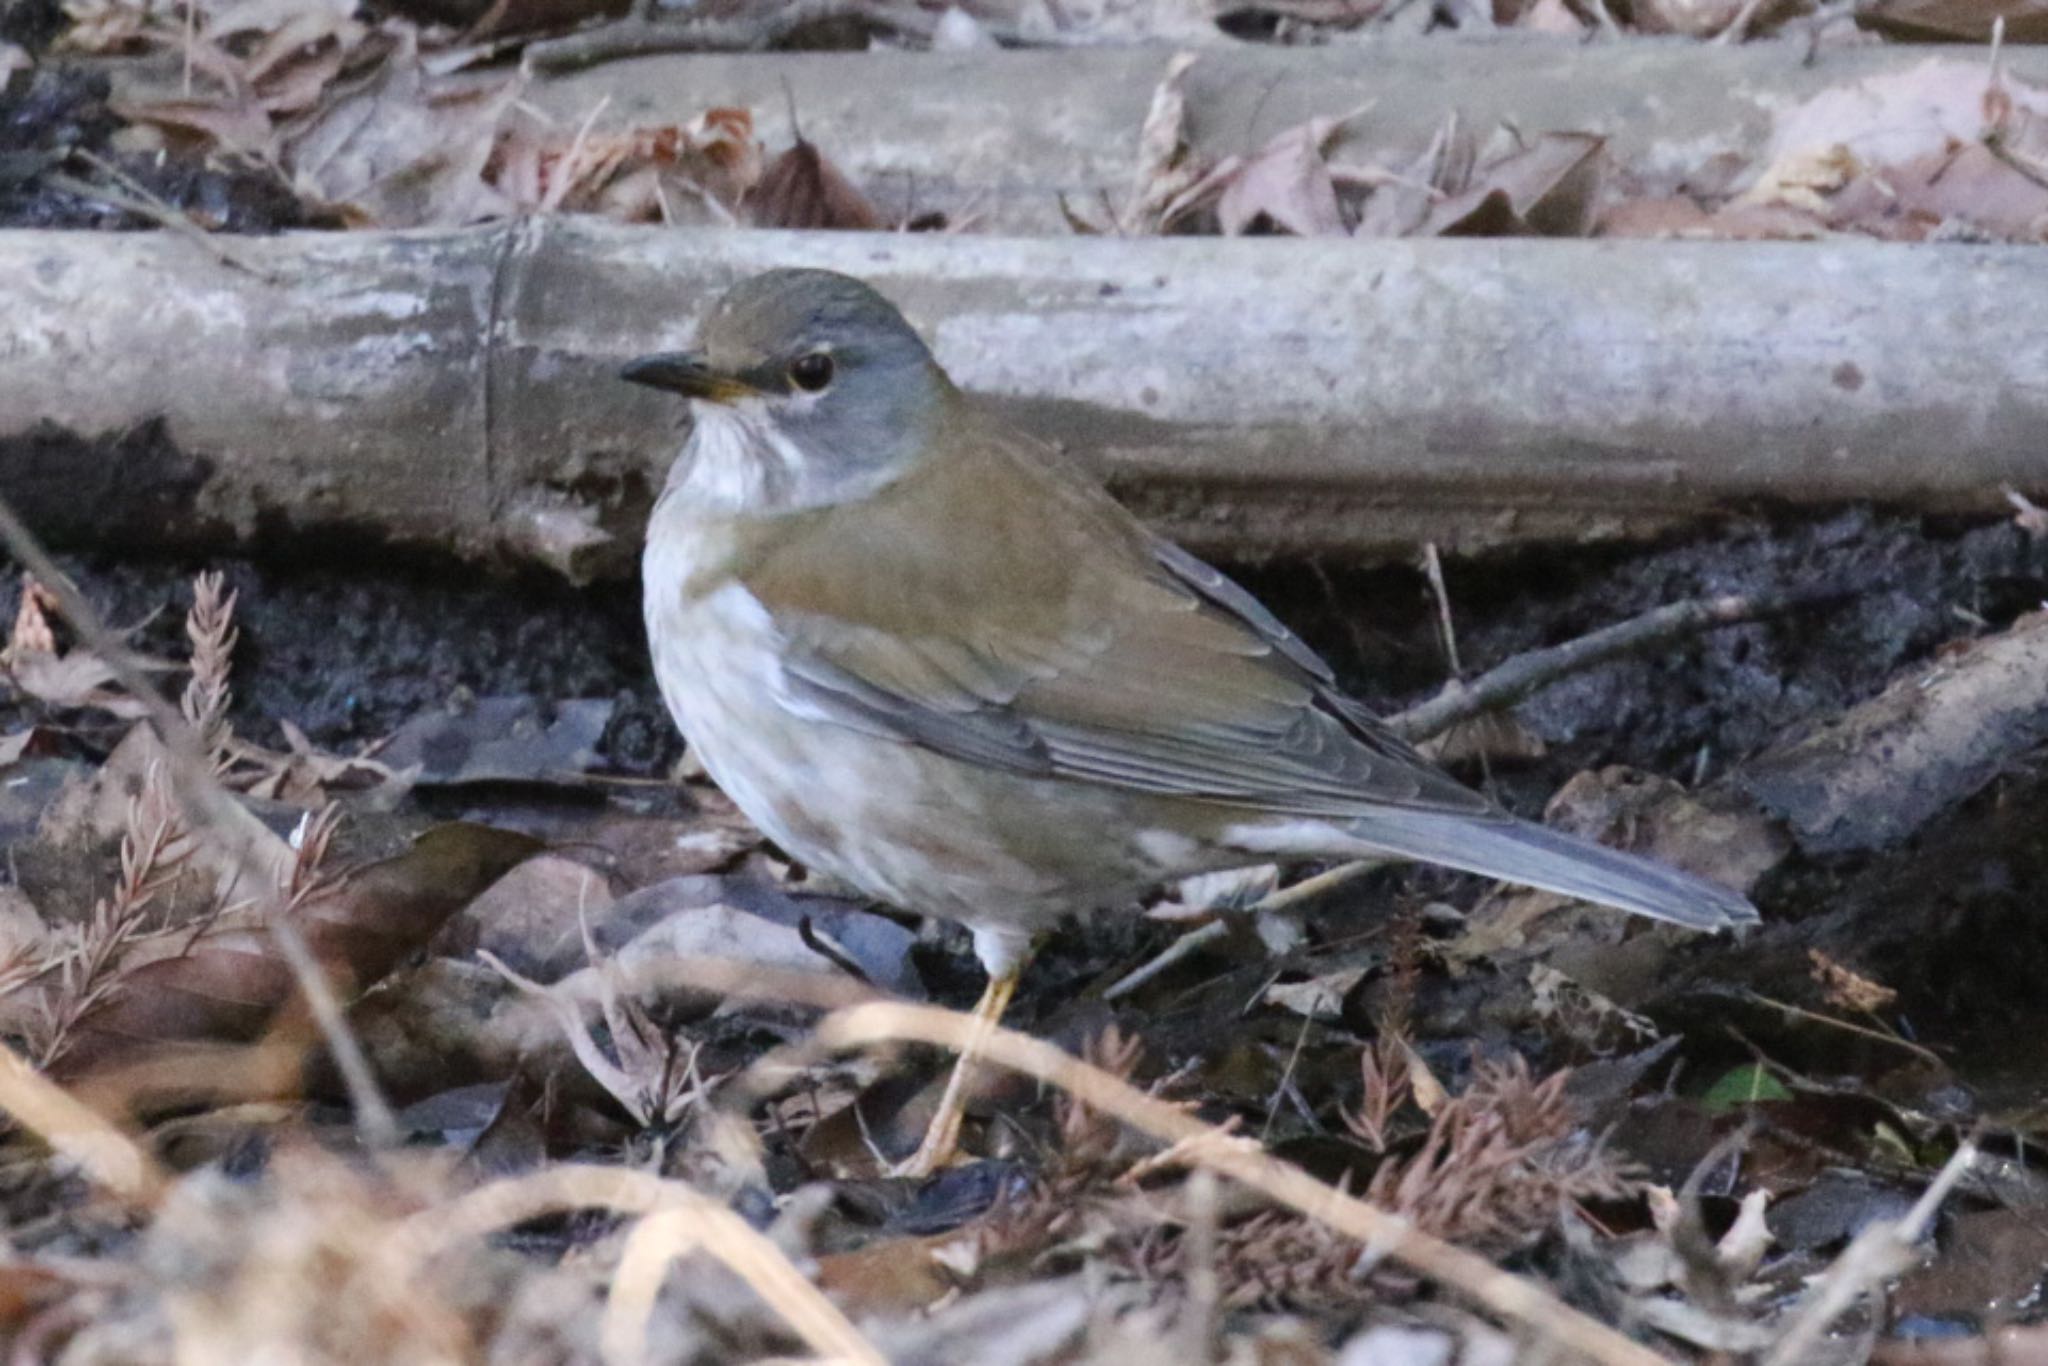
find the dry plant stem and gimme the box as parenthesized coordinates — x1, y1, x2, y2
(1764, 1138, 1979, 1366)
(0, 1041, 166, 1206)
(1385, 590, 1816, 743)
(0, 493, 400, 1151)
(384, 1164, 884, 1366)
(807, 1002, 1668, 1366)
(1740, 990, 1942, 1067)
(55, 153, 277, 281)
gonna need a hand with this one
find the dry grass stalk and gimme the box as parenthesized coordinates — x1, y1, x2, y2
(179, 570, 237, 766)
(383, 1163, 884, 1366)
(0, 1038, 166, 1206)
(809, 1001, 1669, 1366)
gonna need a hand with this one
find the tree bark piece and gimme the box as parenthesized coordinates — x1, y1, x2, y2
(3, 221, 2045, 579)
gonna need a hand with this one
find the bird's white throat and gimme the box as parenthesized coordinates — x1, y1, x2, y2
(657, 399, 812, 516)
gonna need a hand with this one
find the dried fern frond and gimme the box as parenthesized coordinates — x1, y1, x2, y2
(1366, 1054, 1629, 1250)
(181, 570, 238, 766)
(31, 763, 194, 1067)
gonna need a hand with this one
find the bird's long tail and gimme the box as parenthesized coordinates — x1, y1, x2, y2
(1325, 811, 1759, 930)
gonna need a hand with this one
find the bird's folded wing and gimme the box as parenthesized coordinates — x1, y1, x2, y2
(768, 537, 1491, 819)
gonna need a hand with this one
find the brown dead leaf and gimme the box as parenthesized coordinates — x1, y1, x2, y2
(749, 129, 884, 230)
(1415, 709, 1547, 766)
(1208, 109, 1368, 237)
(1263, 967, 1367, 1020)
(1421, 131, 1606, 237)
(1544, 765, 1789, 897)
(5, 576, 58, 661)
(1809, 949, 1898, 1014)
(6, 649, 138, 714)
(1354, 112, 1472, 237)
(1514, 0, 1586, 31)
(490, 107, 760, 225)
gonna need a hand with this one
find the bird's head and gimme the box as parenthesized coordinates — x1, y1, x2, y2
(624, 268, 953, 514)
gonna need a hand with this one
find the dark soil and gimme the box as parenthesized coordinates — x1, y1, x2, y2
(24, 502, 2042, 798)
(0, 65, 307, 231)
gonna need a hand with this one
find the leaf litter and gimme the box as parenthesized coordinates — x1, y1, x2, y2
(0, 515, 2030, 1362)
(8, 4, 2048, 1358)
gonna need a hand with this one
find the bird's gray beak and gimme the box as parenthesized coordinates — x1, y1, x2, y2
(619, 352, 756, 403)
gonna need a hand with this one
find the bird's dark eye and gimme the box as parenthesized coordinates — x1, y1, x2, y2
(789, 351, 835, 392)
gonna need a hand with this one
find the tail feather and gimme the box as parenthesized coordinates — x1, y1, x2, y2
(1336, 811, 1759, 930)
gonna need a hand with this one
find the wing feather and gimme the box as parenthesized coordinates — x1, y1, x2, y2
(750, 419, 1489, 819)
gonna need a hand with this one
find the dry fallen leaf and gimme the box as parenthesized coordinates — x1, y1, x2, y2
(750, 128, 884, 230)
(2008, 487, 2048, 540)
(1634, 0, 1746, 36)
(1421, 131, 1606, 237)
(1809, 949, 1899, 1014)
(1740, 58, 2048, 241)
(1354, 111, 1472, 237)
(491, 106, 761, 225)
(1208, 109, 1369, 237)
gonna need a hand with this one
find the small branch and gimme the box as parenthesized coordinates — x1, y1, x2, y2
(1387, 588, 1826, 743)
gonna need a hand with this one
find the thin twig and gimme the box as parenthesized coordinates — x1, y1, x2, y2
(1386, 588, 1824, 743)
(0, 494, 399, 1150)
(53, 153, 279, 281)
(1740, 990, 1944, 1068)
(798, 1001, 1669, 1366)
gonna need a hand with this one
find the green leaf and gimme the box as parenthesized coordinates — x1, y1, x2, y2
(1701, 1063, 1792, 1111)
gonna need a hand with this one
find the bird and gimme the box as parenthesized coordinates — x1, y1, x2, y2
(626, 268, 1758, 1175)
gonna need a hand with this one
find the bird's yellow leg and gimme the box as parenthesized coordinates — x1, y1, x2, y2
(895, 965, 1023, 1178)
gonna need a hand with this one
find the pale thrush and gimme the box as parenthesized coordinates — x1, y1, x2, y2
(628, 268, 1757, 1172)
